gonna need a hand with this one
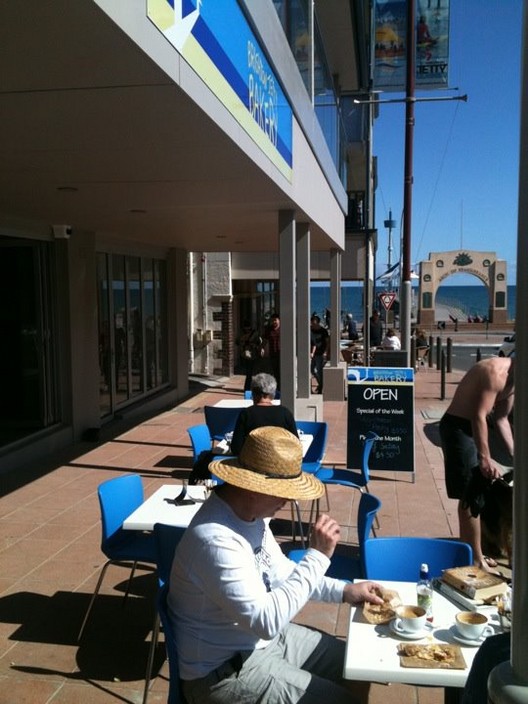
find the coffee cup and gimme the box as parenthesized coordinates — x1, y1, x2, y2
(393, 605, 427, 634)
(455, 611, 494, 641)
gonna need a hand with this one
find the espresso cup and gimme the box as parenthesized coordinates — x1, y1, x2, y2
(393, 605, 427, 634)
(455, 611, 495, 641)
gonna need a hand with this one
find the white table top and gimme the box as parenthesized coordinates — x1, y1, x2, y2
(123, 484, 207, 531)
(214, 399, 280, 408)
(344, 580, 501, 690)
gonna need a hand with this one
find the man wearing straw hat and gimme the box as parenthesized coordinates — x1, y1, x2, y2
(169, 426, 383, 704)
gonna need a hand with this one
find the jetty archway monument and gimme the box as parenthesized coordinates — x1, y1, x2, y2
(418, 250, 508, 326)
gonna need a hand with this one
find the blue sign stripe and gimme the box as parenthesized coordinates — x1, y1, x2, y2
(192, 10, 292, 166)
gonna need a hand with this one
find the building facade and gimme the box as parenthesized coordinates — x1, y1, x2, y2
(0, 0, 375, 472)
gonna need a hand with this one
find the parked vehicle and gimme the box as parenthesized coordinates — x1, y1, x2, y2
(497, 333, 515, 357)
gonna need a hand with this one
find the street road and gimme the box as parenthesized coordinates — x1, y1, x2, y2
(441, 344, 497, 373)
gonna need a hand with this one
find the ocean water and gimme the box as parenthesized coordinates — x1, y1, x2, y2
(310, 284, 516, 325)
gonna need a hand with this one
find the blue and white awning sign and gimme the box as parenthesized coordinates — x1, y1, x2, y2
(147, 0, 293, 181)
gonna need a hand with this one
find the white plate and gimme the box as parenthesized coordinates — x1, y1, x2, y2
(389, 620, 433, 640)
(450, 625, 487, 647)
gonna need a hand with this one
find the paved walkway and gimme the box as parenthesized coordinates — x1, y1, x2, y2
(0, 363, 509, 704)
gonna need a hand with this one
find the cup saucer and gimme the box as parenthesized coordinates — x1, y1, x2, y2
(389, 620, 432, 640)
(450, 625, 486, 647)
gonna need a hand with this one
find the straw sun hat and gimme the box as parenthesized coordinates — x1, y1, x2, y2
(208, 426, 325, 501)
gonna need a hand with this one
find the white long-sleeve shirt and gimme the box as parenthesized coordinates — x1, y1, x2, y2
(168, 491, 345, 680)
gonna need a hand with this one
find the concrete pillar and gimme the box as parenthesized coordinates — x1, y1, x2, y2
(278, 211, 296, 415)
(489, 662, 528, 704)
(323, 248, 346, 400)
(489, 1, 528, 700)
(296, 223, 311, 399)
(168, 248, 189, 398)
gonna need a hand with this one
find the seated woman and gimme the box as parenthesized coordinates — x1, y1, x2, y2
(230, 372, 298, 455)
(381, 328, 401, 351)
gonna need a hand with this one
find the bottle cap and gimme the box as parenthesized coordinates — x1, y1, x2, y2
(420, 563, 429, 572)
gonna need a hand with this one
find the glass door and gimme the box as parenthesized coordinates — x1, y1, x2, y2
(0, 238, 58, 448)
(97, 252, 168, 418)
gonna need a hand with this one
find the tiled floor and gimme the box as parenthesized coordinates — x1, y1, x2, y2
(0, 361, 510, 704)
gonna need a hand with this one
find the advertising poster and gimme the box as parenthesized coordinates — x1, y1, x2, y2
(374, 0, 450, 91)
(347, 367, 415, 475)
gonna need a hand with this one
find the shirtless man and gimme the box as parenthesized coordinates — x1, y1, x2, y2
(439, 356, 514, 571)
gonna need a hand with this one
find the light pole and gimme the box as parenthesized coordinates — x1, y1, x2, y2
(384, 209, 397, 328)
(384, 209, 397, 283)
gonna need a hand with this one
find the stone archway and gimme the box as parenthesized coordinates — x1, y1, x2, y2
(418, 250, 508, 326)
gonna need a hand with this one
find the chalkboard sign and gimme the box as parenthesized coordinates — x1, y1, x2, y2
(347, 367, 415, 475)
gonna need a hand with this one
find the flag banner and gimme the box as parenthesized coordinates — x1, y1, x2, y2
(374, 0, 450, 92)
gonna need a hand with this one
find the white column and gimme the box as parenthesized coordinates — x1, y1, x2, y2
(168, 248, 189, 397)
(278, 211, 296, 414)
(321, 248, 346, 401)
(329, 248, 342, 365)
(296, 223, 311, 398)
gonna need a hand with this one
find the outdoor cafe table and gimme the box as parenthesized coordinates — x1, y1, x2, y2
(213, 399, 280, 408)
(344, 580, 501, 704)
(123, 484, 207, 531)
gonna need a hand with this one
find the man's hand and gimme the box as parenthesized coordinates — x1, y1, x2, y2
(309, 514, 341, 559)
(342, 581, 384, 606)
(479, 455, 503, 481)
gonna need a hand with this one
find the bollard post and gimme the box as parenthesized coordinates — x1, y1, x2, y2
(428, 335, 434, 368)
(436, 336, 442, 369)
(476, 347, 482, 362)
(446, 337, 452, 373)
(440, 350, 446, 400)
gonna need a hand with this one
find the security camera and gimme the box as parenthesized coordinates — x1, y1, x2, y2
(52, 225, 72, 239)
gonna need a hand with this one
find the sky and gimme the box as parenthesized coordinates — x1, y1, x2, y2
(373, 0, 523, 285)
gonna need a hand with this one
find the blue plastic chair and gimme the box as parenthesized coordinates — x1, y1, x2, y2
(286, 421, 328, 546)
(315, 430, 380, 490)
(244, 389, 280, 400)
(187, 424, 212, 462)
(143, 523, 186, 704)
(204, 405, 242, 441)
(78, 474, 157, 640)
(363, 537, 473, 581)
(315, 431, 381, 531)
(296, 420, 328, 474)
(287, 492, 382, 580)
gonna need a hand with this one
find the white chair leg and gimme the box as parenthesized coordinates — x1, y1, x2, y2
(143, 612, 161, 704)
(291, 500, 306, 548)
(78, 559, 112, 641)
(365, 485, 381, 530)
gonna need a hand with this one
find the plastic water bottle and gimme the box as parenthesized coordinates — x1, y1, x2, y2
(417, 562, 433, 622)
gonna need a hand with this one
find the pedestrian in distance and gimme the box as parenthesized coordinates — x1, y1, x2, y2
(263, 313, 281, 390)
(310, 315, 329, 394)
(235, 320, 263, 392)
(381, 328, 401, 351)
(346, 313, 359, 341)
